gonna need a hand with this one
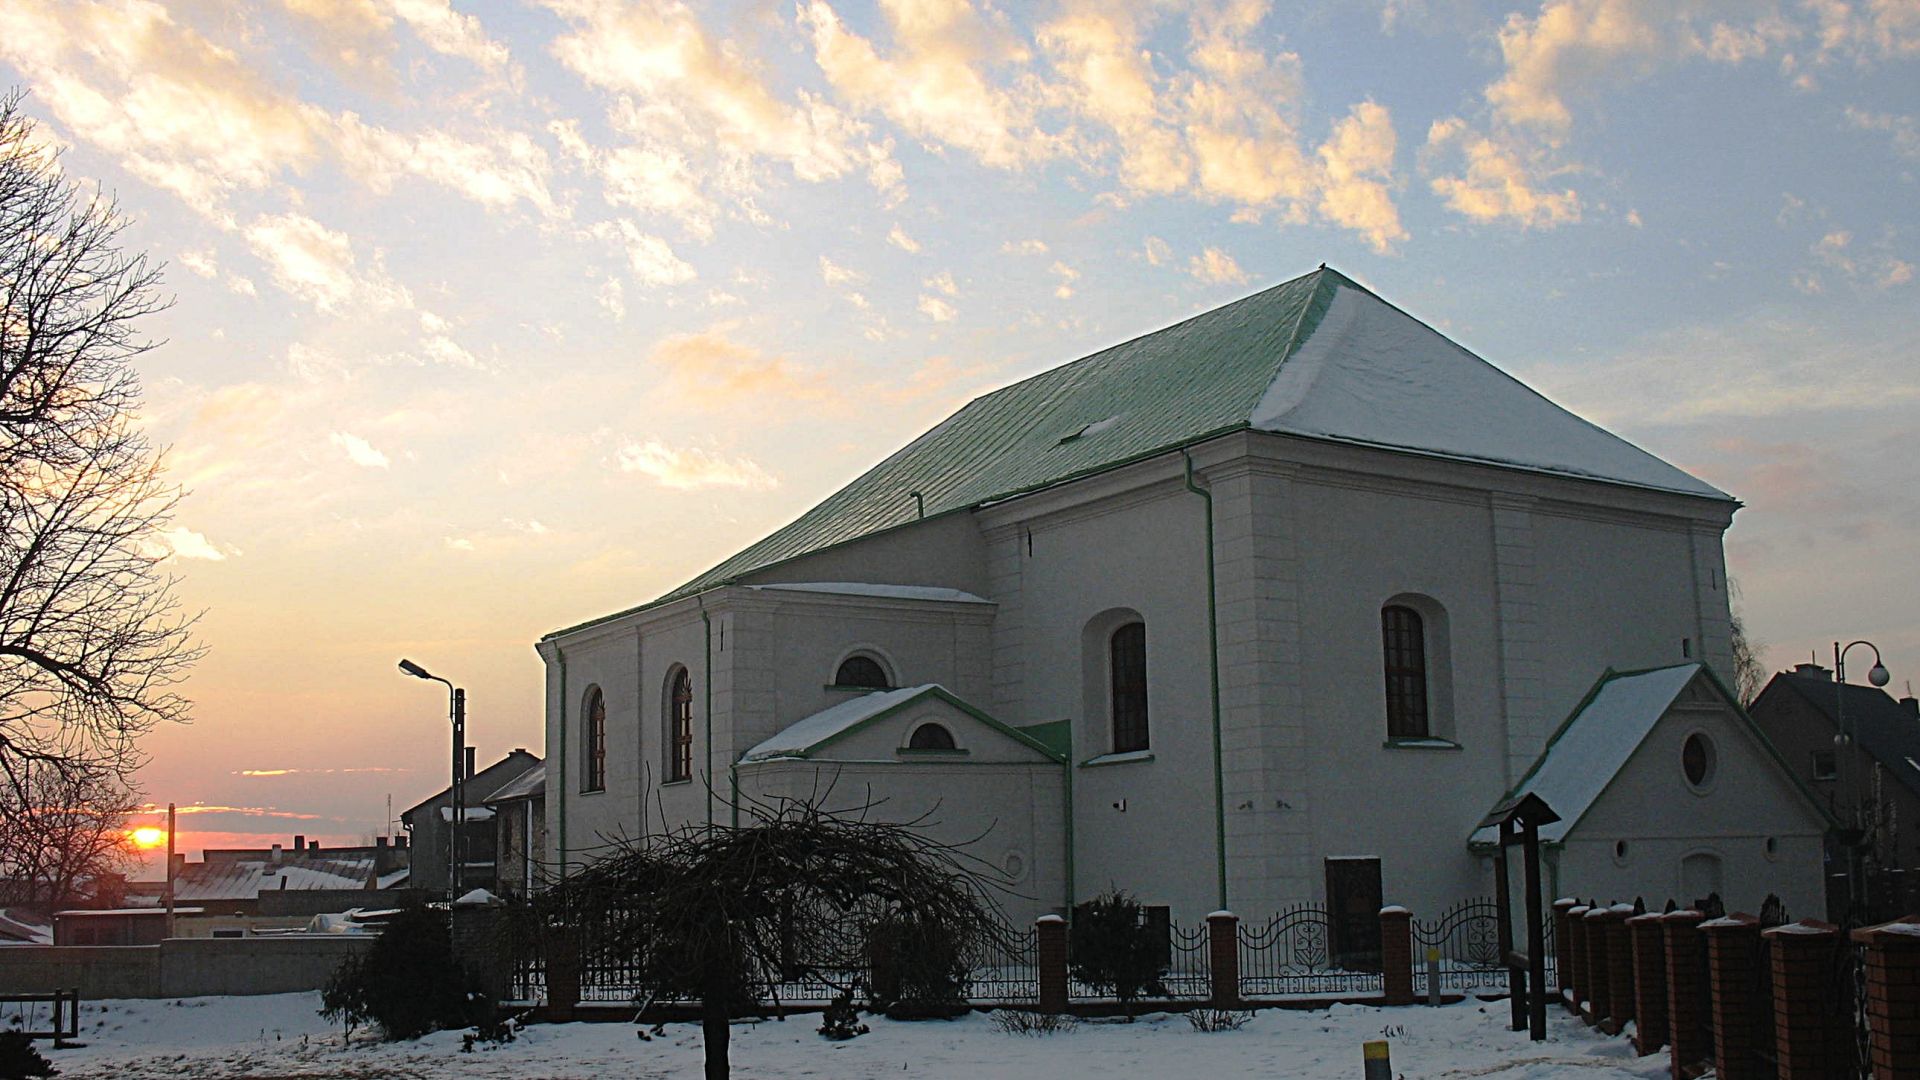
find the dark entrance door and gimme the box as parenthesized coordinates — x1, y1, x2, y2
(1325, 856, 1383, 972)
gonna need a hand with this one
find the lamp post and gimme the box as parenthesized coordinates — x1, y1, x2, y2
(1834, 640, 1892, 921)
(399, 658, 465, 900)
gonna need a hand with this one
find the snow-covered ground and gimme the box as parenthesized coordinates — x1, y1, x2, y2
(42, 993, 1668, 1079)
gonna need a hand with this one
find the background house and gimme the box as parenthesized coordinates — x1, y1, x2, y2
(483, 759, 545, 898)
(537, 267, 1819, 923)
(401, 748, 540, 897)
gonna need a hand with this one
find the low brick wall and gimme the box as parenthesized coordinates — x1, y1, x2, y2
(0, 935, 373, 999)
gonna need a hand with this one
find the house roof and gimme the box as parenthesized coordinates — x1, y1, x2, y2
(738, 684, 1064, 764)
(550, 266, 1728, 638)
(172, 854, 376, 901)
(1757, 671, 1920, 799)
(485, 761, 546, 803)
(401, 749, 543, 820)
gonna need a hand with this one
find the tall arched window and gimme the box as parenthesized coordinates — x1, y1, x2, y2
(834, 654, 891, 689)
(667, 667, 694, 783)
(582, 686, 606, 793)
(1111, 621, 1149, 753)
(1381, 605, 1429, 738)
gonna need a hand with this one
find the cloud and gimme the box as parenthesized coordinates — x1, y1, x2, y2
(244, 212, 412, 312)
(648, 327, 829, 403)
(330, 431, 392, 468)
(1316, 101, 1406, 253)
(887, 223, 922, 252)
(387, 0, 515, 71)
(1001, 238, 1049, 255)
(596, 276, 626, 321)
(917, 294, 958, 321)
(146, 526, 230, 562)
(332, 116, 561, 219)
(1845, 105, 1920, 160)
(819, 255, 865, 285)
(1049, 259, 1079, 299)
(236, 767, 408, 777)
(616, 440, 778, 490)
(1423, 117, 1581, 228)
(1188, 246, 1250, 285)
(591, 220, 697, 286)
(1142, 236, 1172, 266)
(923, 270, 958, 296)
(146, 803, 331, 821)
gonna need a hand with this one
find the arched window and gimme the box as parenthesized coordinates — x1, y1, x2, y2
(667, 667, 693, 783)
(907, 723, 957, 751)
(1381, 605, 1429, 738)
(582, 686, 606, 793)
(1111, 621, 1149, 753)
(834, 654, 891, 689)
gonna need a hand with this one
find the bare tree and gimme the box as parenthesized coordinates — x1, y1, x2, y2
(0, 91, 200, 797)
(1727, 577, 1765, 706)
(0, 760, 138, 909)
(535, 797, 1008, 1080)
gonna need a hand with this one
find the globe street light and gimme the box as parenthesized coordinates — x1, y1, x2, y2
(1834, 639, 1892, 922)
(399, 658, 465, 900)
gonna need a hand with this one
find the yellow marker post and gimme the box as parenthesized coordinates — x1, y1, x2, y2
(1362, 1039, 1392, 1080)
(1426, 945, 1442, 1006)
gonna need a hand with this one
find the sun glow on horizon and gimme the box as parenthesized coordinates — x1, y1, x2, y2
(130, 826, 166, 849)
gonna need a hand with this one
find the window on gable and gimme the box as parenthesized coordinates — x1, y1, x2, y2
(1812, 748, 1837, 781)
(907, 723, 957, 750)
(834, 654, 891, 689)
(1111, 621, 1149, 753)
(1381, 605, 1429, 739)
(582, 686, 606, 793)
(668, 668, 693, 783)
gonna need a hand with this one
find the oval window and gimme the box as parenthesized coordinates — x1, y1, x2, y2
(1682, 733, 1716, 790)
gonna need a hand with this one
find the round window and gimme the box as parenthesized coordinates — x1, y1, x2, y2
(1613, 840, 1629, 861)
(1682, 732, 1716, 790)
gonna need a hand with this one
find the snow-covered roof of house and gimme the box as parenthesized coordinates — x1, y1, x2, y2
(172, 854, 376, 901)
(1470, 664, 1705, 846)
(551, 266, 1729, 637)
(739, 684, 1063, 764)
(0, 907, 52, 944)
(485, 761, 546, 803)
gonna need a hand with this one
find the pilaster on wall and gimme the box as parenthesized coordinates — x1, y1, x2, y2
(1490, 494, 1547, 786)
(1687, 524, 1735, 687)
(1209, 462, 1312, 909)
(984, 527, 1026, 726)
(722, 605, 778, 803)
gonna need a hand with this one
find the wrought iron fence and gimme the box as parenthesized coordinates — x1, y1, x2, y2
(963, 924, 1039, 1004)
(1237, 903, 1382, 998)
(1408, 897, 1560, 997)
(1158, 920, 1211, 999)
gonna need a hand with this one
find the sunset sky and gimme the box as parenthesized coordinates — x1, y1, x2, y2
(2, 0, 1915, 873)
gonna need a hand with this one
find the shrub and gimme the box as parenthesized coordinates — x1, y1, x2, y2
(866, 913, 969, 1017)
(990, 1009, 1076, 1036)
(1186, 1008, 1250, 1033)
(1067, 890, 1167, 1017)
(319, 903, 487, 1041)
(0, 1031, 57, 1079)
(817, 989, 869, 1041)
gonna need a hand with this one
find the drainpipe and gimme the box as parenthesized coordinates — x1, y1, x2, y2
(555, 646, 568, 875)
(699, 597, 715, 828)
(1063, 727, 1075, 914)
(1183, 449, 1228, 911)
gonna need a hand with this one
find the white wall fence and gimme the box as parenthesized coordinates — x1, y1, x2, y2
(0, 936, 373, 999)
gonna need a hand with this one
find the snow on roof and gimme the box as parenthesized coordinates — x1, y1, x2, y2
(1470, 664, 1704, 846)
(740, 685, 940, 763)
(439, 804, 496, 822)
(747, 582, 991, 604)
(0, 908, 53, 943)
(376, 868, 409, 890)
(485, 763, 545, 803)
(1253, 280, 1727, 499)
(172, 854, 377, 901)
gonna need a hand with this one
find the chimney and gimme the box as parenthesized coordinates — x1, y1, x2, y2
(395, 834, 408, 851)
(1793, 663, 1833, 681)
(376, 836, 388, 851)
(293, 834, 305, 851)
(1902, 697, 1919, 719)
(465, 747, 476, 779)
(270, 843, 282, 864)
(308, 840, 319, 852)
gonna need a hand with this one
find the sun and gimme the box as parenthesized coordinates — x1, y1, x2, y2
(129, 827, 166, 849)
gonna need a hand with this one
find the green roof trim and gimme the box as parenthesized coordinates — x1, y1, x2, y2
(747, 685, 1067, 765)
(1017, 719, 1073, 761)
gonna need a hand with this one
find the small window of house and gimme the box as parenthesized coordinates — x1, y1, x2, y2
(1682, 732, 1716, 791)
(1111, 621, 1149, 753)
(582, 686, 606, 793)
(1381, 605, 1429, 738)
(834, 654, 891, 689)
(1812, 749, 1837, 781)
(907, 723, 957, 750)
(667, 667, 693, 783)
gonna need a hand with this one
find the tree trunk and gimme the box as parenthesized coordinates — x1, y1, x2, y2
(702, 985, 730, 1079)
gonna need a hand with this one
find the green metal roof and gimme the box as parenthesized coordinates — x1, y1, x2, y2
(550, 265, 1728, 639)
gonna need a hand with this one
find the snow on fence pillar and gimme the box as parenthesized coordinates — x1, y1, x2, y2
(1660, 909, 1710, 1080)
(1036, 914, 1068, 1014)
(1553, 898, 1578, 1005)
(1701, 912, 1764, 1080)
(1563, 903, 1590, 1017)
(1625, 911, 1668, 1057)
(1580, 906, 1613, 1025)
(1765, 920, 1848, 1080)
(1206, 911, 1239, 1007)
(450, 890, 508, 1005)
(1379, 906, 1414, 1006)
(1853, 916, 1920, 1080)
(1601, 904, 1637, 1035)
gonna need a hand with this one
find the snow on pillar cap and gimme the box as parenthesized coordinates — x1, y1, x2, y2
(1035, 914, 1066, 924)
(1206, 910, 1237, 921)
(1379, 904, 1410, 916)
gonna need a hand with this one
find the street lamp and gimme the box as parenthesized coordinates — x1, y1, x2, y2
(398, 658, 465, 900)
(1834, 640, 1892, 922)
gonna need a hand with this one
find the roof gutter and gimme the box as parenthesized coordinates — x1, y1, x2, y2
(1183, 448, 1228, 911)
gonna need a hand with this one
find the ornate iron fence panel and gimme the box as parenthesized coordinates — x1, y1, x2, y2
(1157, 920, 1211, 999)
(1238, 904, 1382, 998)
(965, 925, 1040, 1004)
(1850, 936, 1872, 1079)
(1412, 899, 1504, 994)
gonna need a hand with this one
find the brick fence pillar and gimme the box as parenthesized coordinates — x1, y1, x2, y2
(1036, 914, 1068, 1014)
(1661, 910, 1709, 1080)
(1702, 913, 1763, 1080)
(1553, 898, 1578, 1006)
(1380, 906, 1414, 1005)
(543, 925, 580, 1021)
(1564, 904, 1590, 1016)
(1856, 917, 1920, 1080)
(1602, 905, 1636, 1035)
(450, 895, 508, 1003)
(1206, 910, 1240, 1007)
(1582, 906, 1613, 1025)
(1626, 911, 1668, 1056)
(1766, 920, 1847, 1080)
